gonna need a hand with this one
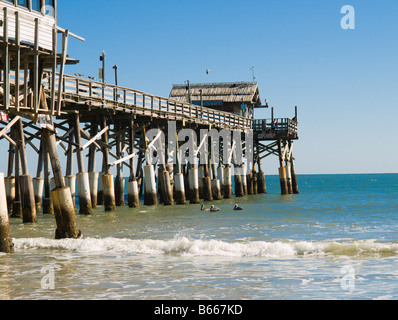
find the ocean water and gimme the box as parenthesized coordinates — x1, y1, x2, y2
(1, 174, 398, 300)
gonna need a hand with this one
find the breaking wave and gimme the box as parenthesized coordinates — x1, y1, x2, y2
(12, 237, 398, 258)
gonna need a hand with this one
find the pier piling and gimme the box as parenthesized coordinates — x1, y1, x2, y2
(174, 173, 186, 205)
(128, 179, 140, 208)
(223, 165, 232, 199)
(0, 173, 14, 253)
(144, 165, 158, 206)
(188, 167, 200, 204)
(102, 174, 116, 211)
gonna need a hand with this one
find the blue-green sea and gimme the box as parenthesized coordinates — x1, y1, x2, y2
(1, 174, 398, 300)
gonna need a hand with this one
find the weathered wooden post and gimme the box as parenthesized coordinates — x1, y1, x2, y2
(65, 120, 76, 207)
(189, 167, 200, 204)
(223, 165, 232, 199)
(88, 121, 99, 208)
(33, 141, 44, 212)
(43, 126, 81, 239)
(211, 179, 222, 200)
(101, 116, 115, 211)
(174, 172, 186, 205)
(211, 163, 222, 200)
(17, 118, 37, 223)
(11, 131, 22, 218)
(246, 171, 254, 195)
(162, 169, 173, 206)
(5, 176, 15, 216)
(289, 141, 300, 194)
(5, 134, 15, 215)
(242, 165, 247, 195)
(198, 165, 204, 199)
(256, 156, 267, 194)
(217, 166, 224, 194)
(278, 140, 288, 195)
(203, 164, 213, 202)
(42, 141, 53, 214)
(0, 173, 14, 254)
(234, 165, 244, 198)
(114, 122, 125, 207)
(144, 164, 158, 206)
(252, 168, 258, 195)
(73, 113, 93, 215)
(127, 120, 139, 208)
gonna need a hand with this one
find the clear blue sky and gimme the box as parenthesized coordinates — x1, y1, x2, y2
(25, 1, 398, 175)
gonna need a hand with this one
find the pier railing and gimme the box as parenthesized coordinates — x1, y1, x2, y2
(253, 118, 298, 139)
(42, 72, 253, 130)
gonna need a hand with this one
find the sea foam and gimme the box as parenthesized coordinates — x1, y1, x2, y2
(12, 237, 398, 258)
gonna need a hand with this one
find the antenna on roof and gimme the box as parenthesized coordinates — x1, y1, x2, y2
(250, 66, 256, 82)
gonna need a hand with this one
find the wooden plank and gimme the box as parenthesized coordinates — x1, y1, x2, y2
(3, 7, 10, 110)
(110, 153, 136, 167)
(33, 18, 39, 113)
(15, 11, 20, 112)
(57, 29, 69, 116)
(2, 133, 16, 147)
(0, 116, 21, 139)
(81, 126, 109, 150)
(51, 25, 57, 114)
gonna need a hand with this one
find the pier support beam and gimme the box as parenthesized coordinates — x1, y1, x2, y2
(33, 177, 44, 212)
(234, 166, 244, 198)
(203, 164, 213, 202)
(246, 172, 253, 195)
(64, 175, 76, 207)
(289, 141, 300, 194)
(102, 174, 116, 211)
(73, 114, 92, 215)
(198, 165, 204, 199)
(6, 136, 15, 215)
(144, 165, 157, 206)
(0, 173, 14, 254)
(223, 165, 232, 199)
(174, 173, 186, 205)
(42, 139, 53, 214)
(211, 179, 222, 200)
(278, 140, 289, 195)
(88, 122, 98, 208)
(114, 175, 125, 207)
(188, 167, 200, 204)
(17, 119, 36, 223)
(127, 120, 139, 208)
(114, 123, 125, 207)
(43, 126, 81, 239)
(162, 169, 173, 206)
(128, 180, 139, 208)
(89, 172, 99, 209)
(100, 116, 115, 211)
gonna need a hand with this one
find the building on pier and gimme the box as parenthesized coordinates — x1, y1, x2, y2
(169, 82, 262, 119)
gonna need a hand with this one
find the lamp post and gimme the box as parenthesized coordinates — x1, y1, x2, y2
(99, 51, 106, 83)
(113, 65, 118, 86)
(185, 80, 191, 104)
(113, 65, 118, 101)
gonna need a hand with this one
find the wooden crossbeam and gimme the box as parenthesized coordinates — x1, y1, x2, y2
(0, 116, 21, 139)
(110, 153, 136, 167)
(81, 126, 109, 150)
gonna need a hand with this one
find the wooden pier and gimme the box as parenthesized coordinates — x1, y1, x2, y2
(0, 0, 299, 252)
